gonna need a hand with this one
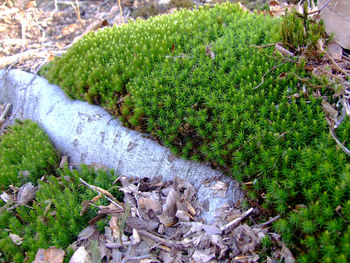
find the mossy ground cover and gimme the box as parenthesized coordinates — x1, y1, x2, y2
(42, 3, 350, 262)
(0, 120, 122, 262)
(0, 120, 60, 188)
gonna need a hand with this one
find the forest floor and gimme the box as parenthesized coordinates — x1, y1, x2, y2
(0, 0, 293, 73)
(0, 0, 349, 262)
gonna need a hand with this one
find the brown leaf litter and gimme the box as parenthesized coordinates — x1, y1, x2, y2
(71, 175, 294, 262)
(33, 247, 65, 263)
(0, 181, 38, 213)
(0, 0, 130, 72)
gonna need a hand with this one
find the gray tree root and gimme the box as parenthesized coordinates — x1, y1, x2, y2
(0, 69, 243, 224)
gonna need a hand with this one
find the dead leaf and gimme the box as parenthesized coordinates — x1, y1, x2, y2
(59, 156, 69, 168)
(33, 247, 65, 263)
(326, 41, 343, 60)
(69, 246, 91, 263)
(158, 188, 180, 226)
(322, 100, 338, 119)
(269, 0, 279, 6)
(186, 201, 196, 216)
(192, 249, 215, 263)
(138, 197, 162, 213)
(205, 45, 215, 60)
(210, 181, 228, 198)
(17, 182, 37, 205)
(0, 192, 10, 203)
(288, 93, 300, 99)
(61, 24, 80, 36)
(91, 193, 103, 203)
(80, 200, 90, 216)
(78, 226, 98, 241)
(98, 202, 123, 215)
(176, 210, 190, 222)
(280, 245, 296, 263)
(126, 216, 158, 231)
(9, 233, 23, 245)
(109, 216, 120, 239)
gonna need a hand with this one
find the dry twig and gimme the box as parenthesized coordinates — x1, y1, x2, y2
(117, 0, 124, 24)
(257, 215, 281, 228)
(79, 178, 125, 211)
(0, 104, 12, 123)
(220, 207, 254, 232)
(253, 62, 287, 89)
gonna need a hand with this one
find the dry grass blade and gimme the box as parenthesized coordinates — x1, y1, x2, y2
(79, 177, 125, 211)
(330, 127, 350, 156)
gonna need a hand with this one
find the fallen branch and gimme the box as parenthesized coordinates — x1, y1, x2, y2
(0, 49, 47, 69)
(275, 43, 295, 58)
(308, 0, 332, 15)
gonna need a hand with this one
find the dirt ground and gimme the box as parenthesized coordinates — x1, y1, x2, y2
(0, 0, 134, 72)
(0, 0, 273, 73)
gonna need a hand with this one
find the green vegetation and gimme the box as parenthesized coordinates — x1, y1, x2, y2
(0, 120, 60, 188)
(0, 121, 122, 262)
(279, 4, 326, 54)
(0, 167, 121, 262)
(42, 3, 349, 262)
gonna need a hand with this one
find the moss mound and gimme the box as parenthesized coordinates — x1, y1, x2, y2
(0, 121, 122, 262)
(0, 120, 60, 188)
(42, 3, 350, 262)
(0, 167, 121, 262)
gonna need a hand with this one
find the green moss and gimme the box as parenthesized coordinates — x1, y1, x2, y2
(42, 3, 349, 261)
(279, 5, 326, 53)
(0, 166, 122, 262)
(0, 121, 123, 262)
(0, 120, 60, 188)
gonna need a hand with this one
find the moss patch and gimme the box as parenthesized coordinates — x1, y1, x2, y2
(0, 167, 121, 262)
(0, 121, 122, 262)
(42, 3, 349, 262)
(0, 120, 60, 188)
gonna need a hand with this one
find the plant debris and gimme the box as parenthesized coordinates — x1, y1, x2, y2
(0, 103, 11, 136)
(73, 175, 292, 262)
(0, 0, 131, 72)
(33, 247, 65, 263)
